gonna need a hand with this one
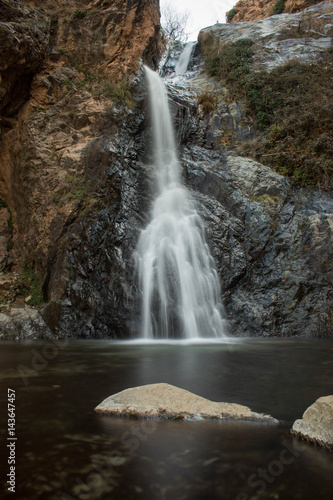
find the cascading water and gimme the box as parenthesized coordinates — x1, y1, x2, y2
(175, 41, 196, 76)
(134, 65, 227, 339)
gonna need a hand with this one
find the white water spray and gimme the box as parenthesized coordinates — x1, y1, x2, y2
(135, 66, 227, 339)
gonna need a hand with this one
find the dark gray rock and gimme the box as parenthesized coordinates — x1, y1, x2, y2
(181, 145, 333, 337)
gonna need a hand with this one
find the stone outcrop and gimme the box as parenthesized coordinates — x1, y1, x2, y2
(200, 1, 333, 71)
(291, 396, 333, 450)
(228, 0, 323, 23)
(95, 383, 279, 422)
(0, 305, 53, 339)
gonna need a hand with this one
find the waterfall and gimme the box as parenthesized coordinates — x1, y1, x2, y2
(134, 65, 227, 339)
(175, 41, 196, 76)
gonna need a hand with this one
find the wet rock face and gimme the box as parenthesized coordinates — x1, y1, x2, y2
(39, 92, 152, 338)
(181, 148, 333, 337)
(0, 0, 164, 338)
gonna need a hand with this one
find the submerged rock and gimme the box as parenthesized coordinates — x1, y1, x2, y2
(94, 383, 278, 422)
(291, 395, 333, 450)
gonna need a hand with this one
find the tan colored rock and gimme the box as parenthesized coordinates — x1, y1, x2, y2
(291, 396, 333, 450)
(94, 383, 278, 422)
(228, 0, 322, 23)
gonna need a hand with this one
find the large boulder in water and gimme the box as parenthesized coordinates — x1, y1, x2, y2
(291, 396, 333, 450)
(94, 383, 278, 422)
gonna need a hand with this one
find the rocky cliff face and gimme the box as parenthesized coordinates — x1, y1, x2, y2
(228, 0, 323, 23)
(0, 0, 332, 339)
(189, 0, 333, 337)
(0, 0, 163, 337)
(202, 1, 333, 72)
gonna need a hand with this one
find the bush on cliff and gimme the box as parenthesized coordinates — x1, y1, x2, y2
(273, 0, 286, 15)
(201, 35, 333, 189)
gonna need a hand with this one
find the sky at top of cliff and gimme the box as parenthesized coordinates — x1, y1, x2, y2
(160, 0, 236, 40)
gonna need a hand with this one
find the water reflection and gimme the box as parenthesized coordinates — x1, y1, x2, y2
(0, 338, 332, 499)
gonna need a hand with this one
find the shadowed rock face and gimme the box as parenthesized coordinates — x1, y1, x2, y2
(291, 395, 333, 450)
(95, 383, 279, 422)
(0, 0, 50, 117)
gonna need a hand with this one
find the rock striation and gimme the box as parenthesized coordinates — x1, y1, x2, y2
(228, 0, 323, 23)
(291, 396, 333, 450)
(200, 1, 333, 71)
(95, 383, 279, 422)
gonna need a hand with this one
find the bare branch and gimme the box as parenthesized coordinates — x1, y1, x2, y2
(161, 4, 190, 43)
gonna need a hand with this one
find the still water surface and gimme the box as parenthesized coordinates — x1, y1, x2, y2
(0, 338, 332, 499)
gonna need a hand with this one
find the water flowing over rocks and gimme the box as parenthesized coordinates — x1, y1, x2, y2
(0, 0, 332, 338)
(291, 395, 333, 450)
(95, 383, 279, 422)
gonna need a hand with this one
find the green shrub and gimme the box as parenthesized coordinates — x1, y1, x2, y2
(201, 33, 333, 189)
(73, 10, 87, 19)
(103, 78, 133, 108)
(67, 174, 87, 200)
(203, 38, 254, 99)
(273, 0, 285, 15)
(226, 8, 238, 22)
(246, 61, 333, 188)
(18, 267, 44, 306)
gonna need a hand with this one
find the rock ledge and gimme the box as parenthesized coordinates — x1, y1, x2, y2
(94, 383, 278, 422)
